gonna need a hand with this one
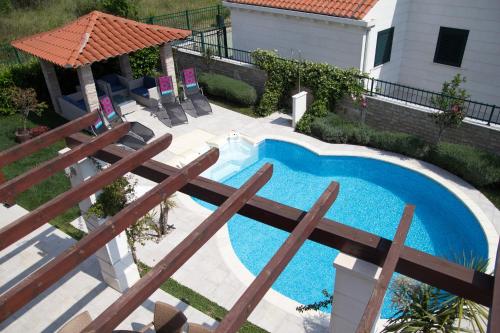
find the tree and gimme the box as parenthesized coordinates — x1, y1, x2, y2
(430, 74, 469, 144)
(383, 255, 488, 333)
(296, 289, 333, 313)
(10, 86, 47, 134)
(86, 177, 155, 263)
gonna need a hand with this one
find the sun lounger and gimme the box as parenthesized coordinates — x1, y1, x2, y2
(181, 68, 212, 117)
(57, 311, 92, 333)
(157, 75, 188, 127)
(99, 95, 155, 142)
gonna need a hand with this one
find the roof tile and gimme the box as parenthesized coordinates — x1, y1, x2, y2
(11, 11, 191, 68)
(227, 0, 378, 19)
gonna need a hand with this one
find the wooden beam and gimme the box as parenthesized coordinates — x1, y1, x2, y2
(216, 182, 340, 333)
(0, 122, 130, 205)
(83, 163, 274, 332)
(0, 111, 99, 169)
(66, 132, 494, 307)
(0, 133, 172, 251)
(356, 205, 415, 333)
(487, 239, 500, 332)
(0, 148, 219, 323)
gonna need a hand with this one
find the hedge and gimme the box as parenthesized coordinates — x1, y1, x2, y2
(309, 113, 500, 188)
(198, 73, 257, 106)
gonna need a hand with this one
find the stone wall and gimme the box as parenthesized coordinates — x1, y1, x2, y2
(337, 96, 500, 155)
(173, 48, 267, 95)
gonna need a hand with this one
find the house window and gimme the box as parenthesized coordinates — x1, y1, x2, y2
(374, 27, 394, 67)
(434, 27, 469, 67)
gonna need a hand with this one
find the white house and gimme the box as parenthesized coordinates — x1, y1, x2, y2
(224, 0, 500, 106)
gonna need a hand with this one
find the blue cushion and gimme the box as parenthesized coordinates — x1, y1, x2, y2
(132, 87, 149, 98)
(101, 74, 119, 85)
(63, 96, 86, 110)
(143, 76, 156, 89)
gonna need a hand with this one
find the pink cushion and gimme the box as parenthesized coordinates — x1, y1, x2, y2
(183, 68, 197, 88)
(99, 96, 117, 120)
(158, 76, 174, 95)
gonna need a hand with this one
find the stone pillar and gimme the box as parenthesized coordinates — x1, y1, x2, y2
(160, 43, 179, 97)
(330, 253, 381, 333)
(119, 54, 133, 80)
(62, 149, 140, 292)
(292, 91, 307, 128)
(77, 64, 100, 112)
(39, 60, 63, 114)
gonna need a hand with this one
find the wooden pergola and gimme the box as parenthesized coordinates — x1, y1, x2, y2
(0, 119, 498, 332)
(11, 11, 191, 119)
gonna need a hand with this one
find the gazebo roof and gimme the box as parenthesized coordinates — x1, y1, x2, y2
(11, 11, 191, 68)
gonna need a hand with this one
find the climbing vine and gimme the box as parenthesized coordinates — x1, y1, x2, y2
(252, 50, 366, 133)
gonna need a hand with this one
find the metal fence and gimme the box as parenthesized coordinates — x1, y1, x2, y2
(0, 44, 33, 66)
(174, 29, 254, 64)
(141, 4, 230, 31)
(365, 77, 499, 126)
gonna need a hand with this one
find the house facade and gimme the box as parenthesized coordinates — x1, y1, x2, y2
(224, 0, 500, 106)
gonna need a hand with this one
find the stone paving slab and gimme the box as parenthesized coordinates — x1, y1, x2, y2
(0, 204, 217, 332)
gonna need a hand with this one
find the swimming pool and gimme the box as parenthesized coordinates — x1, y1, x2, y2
(198, 138, 488, 318)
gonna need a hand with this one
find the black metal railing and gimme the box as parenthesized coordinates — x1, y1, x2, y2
(365, 77, 499, 126)
(140, 4, 230, 31)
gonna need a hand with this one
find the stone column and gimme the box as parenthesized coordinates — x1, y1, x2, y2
(77, 64, 100, 112)
(62, 150, 140, 292)
(292, 91, 307, 128)
(160, 43, 179, 97)
(119, 54, 134, 80)
(330, 253, 381, 333)
(39, 60, 63, 114)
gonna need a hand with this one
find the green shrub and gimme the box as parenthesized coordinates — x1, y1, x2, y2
(198, 73, 257, 106)
(129, 47, 160, 79)
(308, 113, 500, 188)
(427, 143, 500, 187)
(0, 0, 12, 14)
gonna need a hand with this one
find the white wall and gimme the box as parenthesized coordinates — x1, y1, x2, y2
(397, 0, 500, 105)
(363, 0, 410, 82)
(229, 6, 366, 69)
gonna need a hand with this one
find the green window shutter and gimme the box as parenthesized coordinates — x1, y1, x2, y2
(374, 27, 394, 67)
(433, 27, 469, 67)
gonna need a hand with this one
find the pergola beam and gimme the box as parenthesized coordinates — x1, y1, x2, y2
(216, 181, 340, 333)
(355, 205, 415, 333)
(82, 163, 274, 332)
(0, 111, 98, 169)
(65, 132, 494, 307)
(0, 122, 130, 205)
(0, 148, 219, 323)
(0, 133, 172, 252)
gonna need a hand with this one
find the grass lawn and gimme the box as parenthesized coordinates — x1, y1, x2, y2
(0, 114, 83, 239)
(0, 0, 221, 44)
(138, 264, 268, 333)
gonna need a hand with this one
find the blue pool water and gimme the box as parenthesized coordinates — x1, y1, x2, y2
(198, 139, 488, 318)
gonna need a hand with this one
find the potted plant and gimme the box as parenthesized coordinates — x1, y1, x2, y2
(9, 87, 47, 143)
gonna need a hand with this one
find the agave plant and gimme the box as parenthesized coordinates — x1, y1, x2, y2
(383, 255, 489, 333)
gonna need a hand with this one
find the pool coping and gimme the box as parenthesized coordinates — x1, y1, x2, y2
(203, 131, 499, 323)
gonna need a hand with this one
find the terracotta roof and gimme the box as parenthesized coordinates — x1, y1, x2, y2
(226, 0, 378, 19)
(11, 11, 191, 68)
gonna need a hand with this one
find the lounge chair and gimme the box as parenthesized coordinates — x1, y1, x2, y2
(99, 95, 155, 142)
(187, 323, 214, 333)
(157, 75, 188, 127)
(181, 68, 212, 117)
(128, 75, 159, 108)
(96, 73, 129, 97)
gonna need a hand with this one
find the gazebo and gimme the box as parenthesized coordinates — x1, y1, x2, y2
(11, 11, 191, 118)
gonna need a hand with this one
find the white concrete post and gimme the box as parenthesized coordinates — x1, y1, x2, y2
(77, 64, 100, 112)
(330, 253, 381, 333)
(39, 60, 63, 114)
(160, 43, 179, 97)
(292, 91, 308, 128)
(119, 54, 134, 80)
(62, 150, 140, 292)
